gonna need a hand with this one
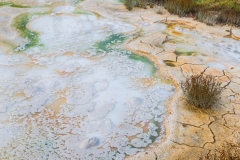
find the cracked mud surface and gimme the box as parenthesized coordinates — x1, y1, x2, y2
(80, 0, 240, 159)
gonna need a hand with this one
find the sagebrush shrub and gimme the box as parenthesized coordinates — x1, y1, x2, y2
(197, 10, 219, 26)
(155, 5, 164, 14)
(124, 0, 134, 10)
(181, 74, 223, 108)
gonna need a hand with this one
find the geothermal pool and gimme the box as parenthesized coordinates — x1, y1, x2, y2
(0, 1, 175, 159)
(1, 0, 240, 159)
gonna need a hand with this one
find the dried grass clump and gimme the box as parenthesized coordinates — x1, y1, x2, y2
(199, 143, 240, 160)
(218, 9, 240, 27)
(197, 10, 219, 26)
(181, 74, 223, 108)
(155, 5, 164, 14)
(149, 3, 154, 8)
(135, 0, 147, 9)
(124, 0, 134, 10)
(163, 0, 195, 17)
(123, 0, 240, 27)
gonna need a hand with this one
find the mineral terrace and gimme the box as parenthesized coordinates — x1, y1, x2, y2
(0, 0, 239, 159)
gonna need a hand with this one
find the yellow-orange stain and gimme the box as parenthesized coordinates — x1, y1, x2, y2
(225, 34, 240, 41)
(46, 97, 67, 113)
(13, 92, 25, 98)
(57, 70, 74, 76)
(63, 52, 75, 56)
(171, 30, 183, 36)
(139, 77, 156, 87)
(164, 20, 196, 37)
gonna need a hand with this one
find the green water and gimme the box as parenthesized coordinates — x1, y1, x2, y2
(94, 33, 127, 52)
(94, 33, 158, 77)
(0, 2, 32, 8)
(129, 54, 158, 77)
(72, 0, 84, 5)
(149, 119, 160, 144)
(13, 12, 49, 51)
(0, 2, 12, 7)
(0, 1, 49, 8)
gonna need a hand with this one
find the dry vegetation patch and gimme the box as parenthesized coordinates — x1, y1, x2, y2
(123, 0, 240, 26)
(181, 74, 223, 108)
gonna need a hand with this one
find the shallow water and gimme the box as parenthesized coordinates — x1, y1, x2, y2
(0, 2, 175, 159)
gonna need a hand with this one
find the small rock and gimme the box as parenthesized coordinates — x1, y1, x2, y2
(182, 123, 187, 127)
(79, 137, 99, 149)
